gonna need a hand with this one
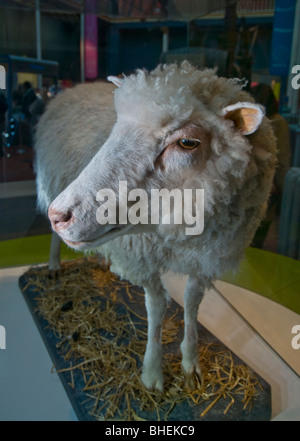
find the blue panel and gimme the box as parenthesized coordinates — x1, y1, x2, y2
(270, 0, 296, 75)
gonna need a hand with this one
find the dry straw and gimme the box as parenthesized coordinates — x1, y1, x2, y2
(23, 258, 262, 420)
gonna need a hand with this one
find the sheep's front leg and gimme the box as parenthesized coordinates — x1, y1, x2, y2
(141, 279, 169, 392)
(96, 253, 111, 271)
(49, 231, 61, 276)
(180, 275, 208, 382)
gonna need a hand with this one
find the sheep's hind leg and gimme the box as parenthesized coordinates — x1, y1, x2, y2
(180, 275, 208, 387)
(141, 278, 169, 392)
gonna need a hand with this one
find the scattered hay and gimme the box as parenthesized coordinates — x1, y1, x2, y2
(23, 258, 262, 421)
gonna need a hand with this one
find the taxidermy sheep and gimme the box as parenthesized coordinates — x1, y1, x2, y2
(34, 61, 277, 391)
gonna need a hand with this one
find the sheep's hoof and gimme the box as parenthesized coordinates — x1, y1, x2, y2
(48, 268, 62, 279)
(141, 370, 164, 393)
(182, 361, 203, 390)
(97, 256, 111, 271)
(184, 368, 203, 391)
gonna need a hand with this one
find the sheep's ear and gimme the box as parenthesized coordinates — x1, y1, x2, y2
(107, 75, 123, 87)
(222, 102, 264, 135)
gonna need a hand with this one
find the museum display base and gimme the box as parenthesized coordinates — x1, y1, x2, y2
(19, 259, 272, 421)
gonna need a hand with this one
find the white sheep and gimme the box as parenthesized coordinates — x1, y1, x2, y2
(35, 61, 277, 391)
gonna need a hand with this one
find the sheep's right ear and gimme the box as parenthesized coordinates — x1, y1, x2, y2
(222, 102, 264, 135)
(107, 75, 123, 87)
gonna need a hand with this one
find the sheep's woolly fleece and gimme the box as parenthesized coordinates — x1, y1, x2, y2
(114, 61, 251, 122)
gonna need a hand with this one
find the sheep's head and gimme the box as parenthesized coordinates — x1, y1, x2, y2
(48, 62, 276, 251)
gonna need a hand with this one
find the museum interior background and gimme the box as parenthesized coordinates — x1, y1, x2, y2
(0, 0, 299, 421)
(0, 0, 299, 258)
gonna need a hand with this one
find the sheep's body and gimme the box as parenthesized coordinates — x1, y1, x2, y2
(35, 62, 277, 390)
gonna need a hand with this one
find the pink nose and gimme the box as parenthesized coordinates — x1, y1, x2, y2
(48, 204, 73, 231)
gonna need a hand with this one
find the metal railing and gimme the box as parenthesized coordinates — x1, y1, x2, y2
(238, 0, 274, 13)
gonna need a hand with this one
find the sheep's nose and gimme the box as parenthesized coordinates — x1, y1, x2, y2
(48, 204, 74, 231)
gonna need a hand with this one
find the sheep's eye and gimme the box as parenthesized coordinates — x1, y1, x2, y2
(177, 139, 200, 150)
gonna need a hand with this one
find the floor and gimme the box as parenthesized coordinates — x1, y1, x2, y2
(0, 265, 77, 421)
(0, 171, 299, 420)
(0, 144, 35, 183)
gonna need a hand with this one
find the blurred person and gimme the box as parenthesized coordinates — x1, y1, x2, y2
(0, 92, 8, 156)
(20, 82, 39, 147)
(251, 83, 291, 248)
(12, 86, 24, 120)
(22, 81, 37, 119)
(30, 88, 48, 127)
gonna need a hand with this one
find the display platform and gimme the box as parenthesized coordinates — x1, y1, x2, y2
(19, 259, 272, 421)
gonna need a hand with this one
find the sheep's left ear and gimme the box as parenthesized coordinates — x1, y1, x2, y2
(222, 102, 264, 135)
(107, 75, 123, 87)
